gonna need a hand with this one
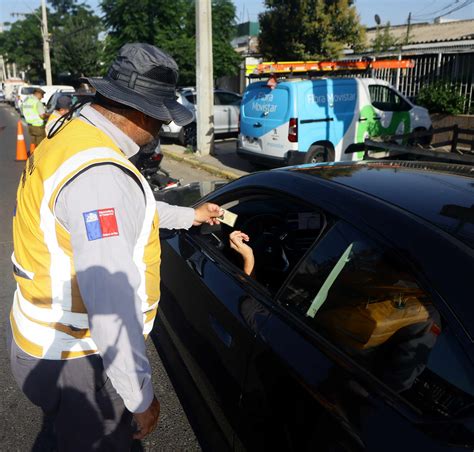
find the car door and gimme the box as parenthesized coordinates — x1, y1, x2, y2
(366, 84, 412, 139)
(214, 92, 241, 134)
(241, 219, 474, 451)
(158, 222, 272, 444)
(159, 188, 332, 449)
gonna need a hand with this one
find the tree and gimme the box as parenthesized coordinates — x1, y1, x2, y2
(259, 0, 366, 61)
(0, 11, 44, 82)
(50, 3, 104, 78)
(372, 22, 398, 53)
(211, 0, 241, 82)
(0, 0, 103, 83)
(100, 0, 241, 86)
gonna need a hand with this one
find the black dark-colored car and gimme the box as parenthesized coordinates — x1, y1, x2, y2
(152, 161, 474, 452)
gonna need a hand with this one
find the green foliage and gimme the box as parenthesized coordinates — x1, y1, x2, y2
(211, 0, 242, 82)
(51, 5, 104, 78)
(0, 12, 44, 82)
(100, 0, 241, 86)
(259, 0, 366, 60)
(416, 81, 465, 115)
(372, 22, 398, 53)
(0, 0, 103, 83)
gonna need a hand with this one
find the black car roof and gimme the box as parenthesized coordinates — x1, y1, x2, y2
(286, 161, 474, 249)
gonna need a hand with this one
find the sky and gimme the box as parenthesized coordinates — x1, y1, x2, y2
(1, 0, 473, 28)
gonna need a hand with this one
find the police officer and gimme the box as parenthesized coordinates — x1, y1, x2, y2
(21, 87, 48, 146)
(9, 43, 222, 451)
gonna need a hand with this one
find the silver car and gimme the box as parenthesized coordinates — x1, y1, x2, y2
(161, 88, 241, 146)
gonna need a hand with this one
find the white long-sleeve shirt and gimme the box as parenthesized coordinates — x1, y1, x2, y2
(55, 104, 194, 412)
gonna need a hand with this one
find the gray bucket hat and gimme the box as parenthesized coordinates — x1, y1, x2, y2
(85, 43, 193, 126)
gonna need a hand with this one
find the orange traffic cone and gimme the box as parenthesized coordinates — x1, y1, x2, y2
(29, 143, 36, 155)
(16, 121, 28, 161)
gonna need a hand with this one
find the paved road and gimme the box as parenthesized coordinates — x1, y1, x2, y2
(0, 103, 208, 451)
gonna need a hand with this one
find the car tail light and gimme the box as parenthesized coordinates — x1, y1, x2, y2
(288, 118, 298, 142)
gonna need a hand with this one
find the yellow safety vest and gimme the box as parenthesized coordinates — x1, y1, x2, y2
(11, 118, 161, 360)
(45, 110, 64, 135)
(22, 96, 45, 127)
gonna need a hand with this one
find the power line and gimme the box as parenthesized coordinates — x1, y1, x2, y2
(413, 0, 474, 20)
(412, 0, 462, 18)
(413, 0, 440, 16)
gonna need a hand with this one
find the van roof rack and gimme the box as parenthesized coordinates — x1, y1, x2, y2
(247, 59, 415, 78)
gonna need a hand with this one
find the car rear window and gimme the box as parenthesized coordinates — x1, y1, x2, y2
(22, 87, 36, 95)
(242, 84, 289, 120)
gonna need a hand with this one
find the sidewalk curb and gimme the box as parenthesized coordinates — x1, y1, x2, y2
(161, 148, 241, 180)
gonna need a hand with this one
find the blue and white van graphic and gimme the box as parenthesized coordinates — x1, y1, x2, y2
(237, 78, 431, 166)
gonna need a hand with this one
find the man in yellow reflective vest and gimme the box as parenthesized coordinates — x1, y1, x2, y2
(21, 87, 48, 146)
(9, 43, 222, 450)
(45, 94, 72, 135)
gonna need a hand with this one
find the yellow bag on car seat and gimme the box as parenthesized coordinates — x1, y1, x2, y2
(316, 297, 430, 350)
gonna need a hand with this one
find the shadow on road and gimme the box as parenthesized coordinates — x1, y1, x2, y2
(212, 139, 256, 173)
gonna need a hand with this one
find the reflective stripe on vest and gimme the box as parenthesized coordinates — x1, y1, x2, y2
(11, 118, 161, 359)
(45, 110, 60, 134)
(22, 96, 44, 127)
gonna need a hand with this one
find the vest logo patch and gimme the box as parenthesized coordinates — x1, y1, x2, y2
(83, 208, 119, 241)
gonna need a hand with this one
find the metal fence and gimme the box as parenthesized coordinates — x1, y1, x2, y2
(364, 52, 474, 114)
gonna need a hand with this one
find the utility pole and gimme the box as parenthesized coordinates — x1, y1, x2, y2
(195, 0, 214, 156)
(41, 0, 52, 85)
(0, 56, 6, 82)
(405, 12, 411, 45)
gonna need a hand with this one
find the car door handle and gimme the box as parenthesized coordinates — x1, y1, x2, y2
(359, 116, 382, 122)
(209, 315, 232, 348)
(253, 122, 262, 128)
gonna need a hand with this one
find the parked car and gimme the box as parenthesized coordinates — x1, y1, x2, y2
(0, 90, 5, 102)
(2, 79, 26, 104)
(45, 90, 95, 114)
(160, 88, 241, 146)
(237, 78, 432, 167)
(154, 161, 474, 451)
(14, 85, 41, 113)
(40, 85, 75, 106)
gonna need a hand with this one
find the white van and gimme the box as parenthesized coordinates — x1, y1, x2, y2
(237, 77, 432, 166)
(2, 79, 26, 104)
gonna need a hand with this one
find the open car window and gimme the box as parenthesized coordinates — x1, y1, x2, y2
(369, 85, 411, 112)
(278, 220, 474, 420)
(188, 192, 329, 295)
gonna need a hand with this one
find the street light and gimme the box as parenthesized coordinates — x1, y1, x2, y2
(11, 0, 52, 84)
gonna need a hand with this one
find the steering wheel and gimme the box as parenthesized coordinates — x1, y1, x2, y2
(240, 214, 290, 276)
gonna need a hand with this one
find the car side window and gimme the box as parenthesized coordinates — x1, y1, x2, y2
(216, 92, 241, 106)
(189, 193, 328, 295)
(279, 220, 474, 419)
(184, 93, 196, 104)
(369, 85, 411, 112)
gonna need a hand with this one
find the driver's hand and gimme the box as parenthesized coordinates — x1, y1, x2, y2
(229, 231, 255, 276)
(193, 203, 223, 226)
